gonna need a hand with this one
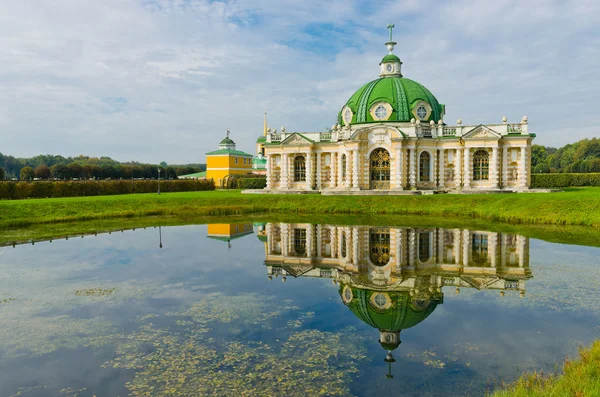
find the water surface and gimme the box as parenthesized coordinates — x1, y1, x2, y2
(1, 221, 599, 396)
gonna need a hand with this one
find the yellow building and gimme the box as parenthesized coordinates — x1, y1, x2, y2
(207, 223, 254, 248)
(206, 130, 253, 187)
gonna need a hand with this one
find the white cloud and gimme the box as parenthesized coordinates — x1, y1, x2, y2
(0, 0, 598, 163)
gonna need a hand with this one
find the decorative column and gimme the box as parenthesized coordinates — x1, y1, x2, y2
(409, 148, 417, 189)
(491, 147, 499, 189)
(281, 224, 289, 256)
(437, 228, 444, 263)
(344, 152, 350, 188)
(453, 229, 461, 265)
(463, 148, 471, 189)
(332, 152, 338, 189)
(462, 230, 471, 267)
(438, 149, 445, 189)
(316, 152, 322, 190)
(266, 154, 272, 189)
(352, 150, 359, 189)
(352, 227, 359, 266)
(454, 149, 462, 189)
(517, 235, 526, 267)
(281, 153, 289, 189)
(432, 149, 438, 187)
(408, 229, 416, 269)
(519, 146, 528, 188)
(316, 225, 322, 258)
(305, 151, 312, 190)
(306, 224, 314, 258)
(489, 233, 498, 268)
(502, 146, 508, 188)
(395, 147, 403, 190)
(394, 229, 402, 269)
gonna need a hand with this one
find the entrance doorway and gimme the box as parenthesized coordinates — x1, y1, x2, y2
(370, 148, 391, 189)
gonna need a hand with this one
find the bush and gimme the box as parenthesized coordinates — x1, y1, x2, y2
(236, 177, 267, 189)
(531, 173, 600, 188)
(0, 179, 214, 200)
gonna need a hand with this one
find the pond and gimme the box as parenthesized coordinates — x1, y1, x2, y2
(1, 220, 599, 396)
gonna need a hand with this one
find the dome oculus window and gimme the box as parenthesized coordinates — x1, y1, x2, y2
(370, 292, 391, 310)
(374, 105, 388, 120)
(386, 64, 392, 72)
(343, 108, 352, 124)
(416, 105, 428, 120)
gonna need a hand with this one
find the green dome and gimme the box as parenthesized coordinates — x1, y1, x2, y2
(338, 77, 445, 125)
(380, 54, 401, 64)
(220, 137, 235, 145)
(340, 286, 440, 333)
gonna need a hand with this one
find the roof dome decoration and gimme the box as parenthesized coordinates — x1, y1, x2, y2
(338, 25, 445, 126)
(219, 129, 236, 150)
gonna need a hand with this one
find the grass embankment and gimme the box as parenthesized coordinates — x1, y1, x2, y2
(1, 188, 600, 229)
(491, 341, 600, 397)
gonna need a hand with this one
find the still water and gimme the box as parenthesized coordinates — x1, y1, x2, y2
(1, 221, 599, 396)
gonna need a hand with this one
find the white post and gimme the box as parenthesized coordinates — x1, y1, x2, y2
(306, 151, 312, 190)
(438, 149, 445, 189)
(464, 148, 471, 189)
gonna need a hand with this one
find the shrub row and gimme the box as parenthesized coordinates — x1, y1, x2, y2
(236, 178, 267, 189)
(0, 179, 214, 200)
(531, 173, 600, 188)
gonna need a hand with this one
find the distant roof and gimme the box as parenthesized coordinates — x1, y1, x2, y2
(206, 149, 253, 156)
(179, 171, 206, 179)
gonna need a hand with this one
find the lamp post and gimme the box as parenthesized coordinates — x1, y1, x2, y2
(158, 167, 161, 195)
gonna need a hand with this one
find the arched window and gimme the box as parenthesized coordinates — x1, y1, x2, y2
(294, 155, 306, 182)
(369, 228, 390, 266)
(341, 154, 347, 180)
(419, 152, 431, 182)
(473, 150, 489, 181)
(294, 228, 306, 256)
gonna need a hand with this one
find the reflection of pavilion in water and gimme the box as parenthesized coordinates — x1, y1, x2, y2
(258, 223, 531, 377)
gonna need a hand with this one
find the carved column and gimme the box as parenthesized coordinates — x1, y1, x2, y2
(281, 224, 289, 256)
(409, 148, 417, 189)
(463, 230, 471, 267)
(491, 147, 499, 188)
(281, 153, 289, 189)
(332, 152, 337, 189)
(408, 229, 416, 269)
(352, 227, 359, 266)
(344, 152, 350, 188)
(464, 148, 471, 189)
(454, 149, 462, 189)
(438, 149, 445, 189)
(453, 229, 461, 265)
(395, 147, 403, 189)
(502, 146, 508, 188)
(489, 232, 497, 268)
(266, 154, 272, 189)
(306, 224, 314, 258)
(520, 146, 528, 188)
(316, 152, 322, 190)
(305, 151, 312, 190)
(352, 150, 359, 189)
(316, 225, 322, 258)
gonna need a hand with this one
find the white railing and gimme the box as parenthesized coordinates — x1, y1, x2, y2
(420, 127, 432, 138)
(443, 127, 456, 136)
(320, 132, 332, 141)
(508, 124, 522, 133)
(271, 134, 282, 142)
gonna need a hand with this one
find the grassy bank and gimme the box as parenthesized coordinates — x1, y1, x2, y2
(491, 340, 600, 397)
(1, 188, 600, 229)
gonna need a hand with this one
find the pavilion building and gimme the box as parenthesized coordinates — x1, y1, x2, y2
(257, 26, 535, 193)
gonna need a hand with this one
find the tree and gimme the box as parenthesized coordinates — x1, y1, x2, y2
(0, 167, 5, 180)
(34, 164, 51, 179)
(165, 166, 178, 179)
(67, 163, 83, 179)
(160, 161, 168, 167)
(20, 166, 34, 181)
(51, 164, 69, 179)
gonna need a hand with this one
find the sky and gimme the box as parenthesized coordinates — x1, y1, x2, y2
(1, 0, 599, 164)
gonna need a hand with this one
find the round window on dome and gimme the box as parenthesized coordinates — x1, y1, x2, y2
(343, 108, 352, 125)
(416, 105, 428, 120)
(370, 292, 391, 310)
(374, 105, 388, 120)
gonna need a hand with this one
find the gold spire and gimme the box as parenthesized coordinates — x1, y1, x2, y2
(263, 110, 267, 136)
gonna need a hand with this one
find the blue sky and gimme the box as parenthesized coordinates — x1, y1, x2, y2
(1, 0, 598, 163)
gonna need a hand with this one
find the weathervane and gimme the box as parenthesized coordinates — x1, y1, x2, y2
(386, 23, 397, 53)
(226, 128, 230, 138)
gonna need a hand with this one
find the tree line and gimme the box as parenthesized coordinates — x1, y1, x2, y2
(0, 153, 205, 181)
(532, 138, 600, 173)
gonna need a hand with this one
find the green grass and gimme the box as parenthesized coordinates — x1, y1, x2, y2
(490, 341, 600, 397)
(1, 188, 600, 229)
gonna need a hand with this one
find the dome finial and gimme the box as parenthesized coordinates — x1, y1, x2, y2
(386, 23, 397, 53)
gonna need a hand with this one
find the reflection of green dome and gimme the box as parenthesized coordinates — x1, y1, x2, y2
(340, 286, 440, 333)
(338, 77, 445, 124)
